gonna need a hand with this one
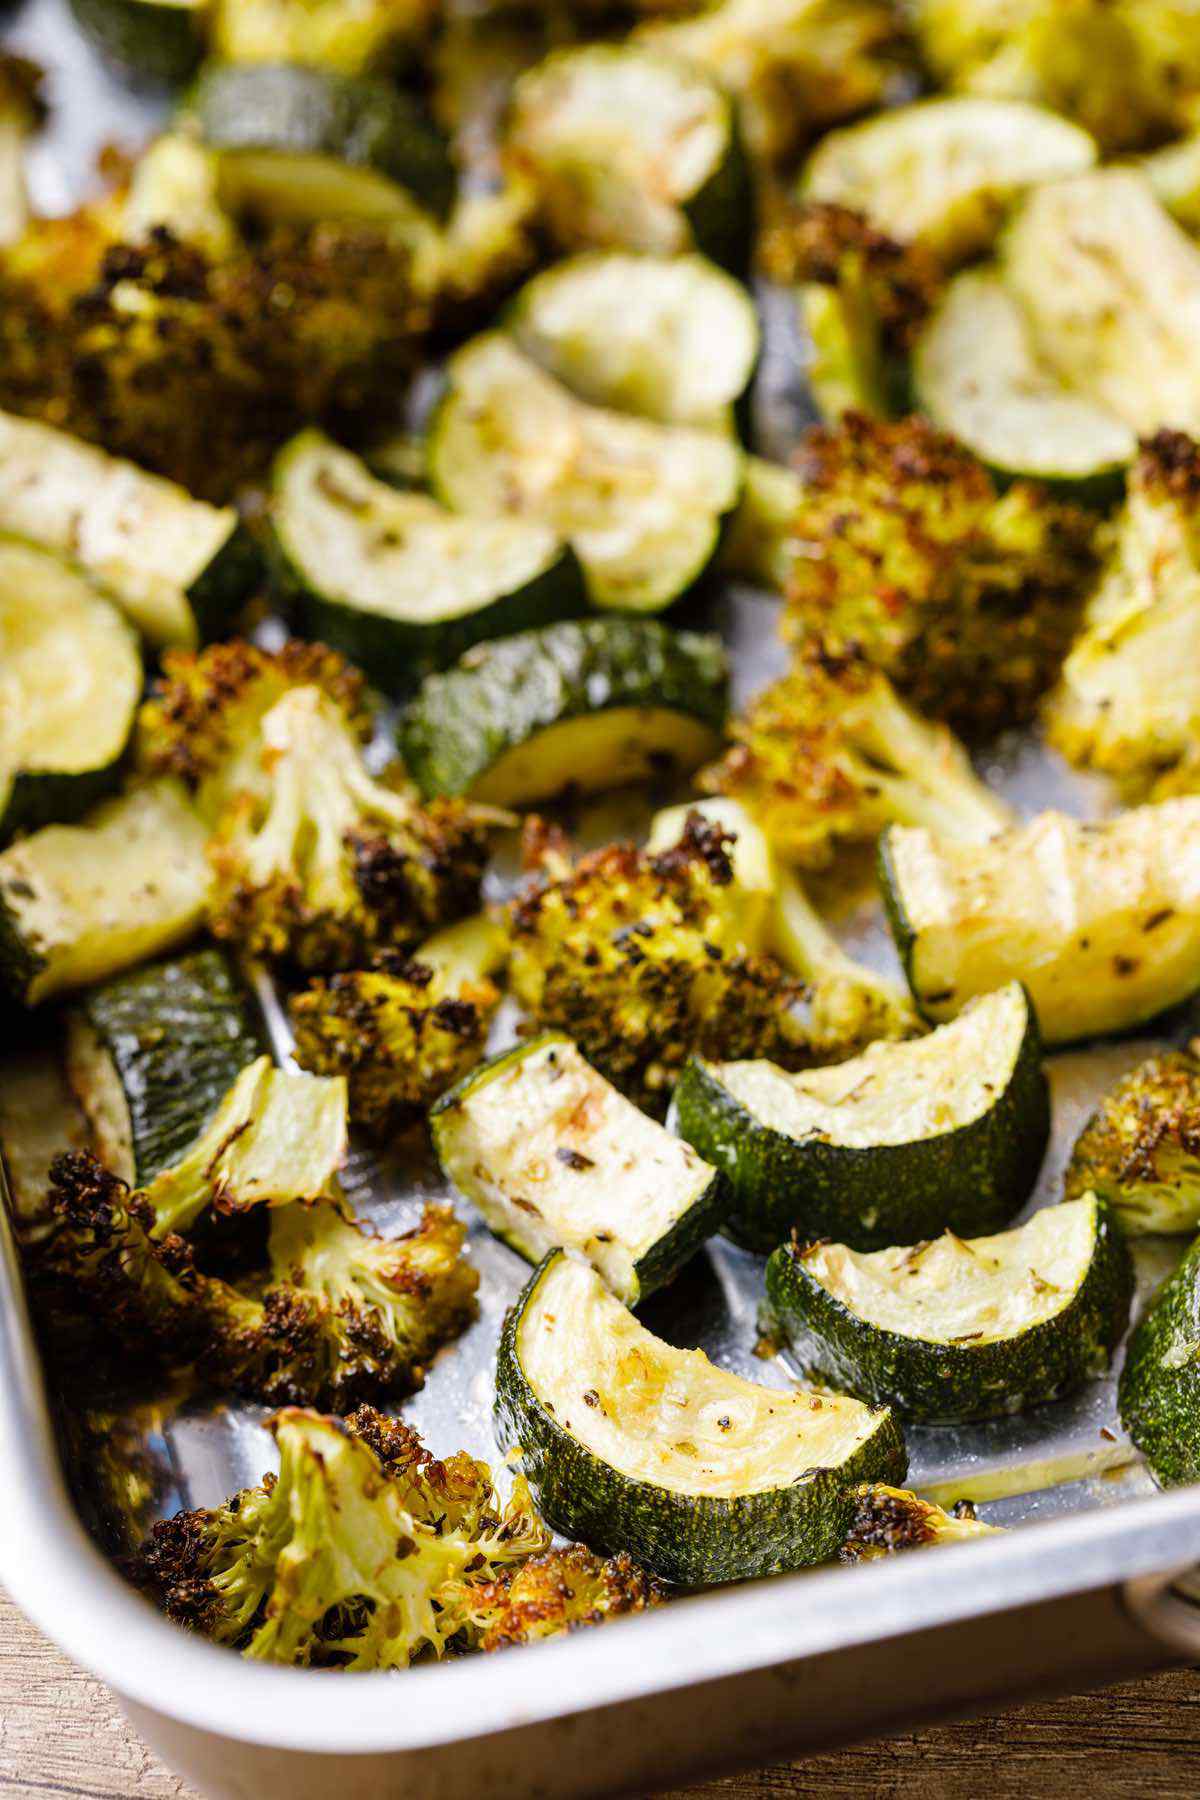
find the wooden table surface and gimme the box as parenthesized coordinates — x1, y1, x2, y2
(2, 1588, 1198, 1799)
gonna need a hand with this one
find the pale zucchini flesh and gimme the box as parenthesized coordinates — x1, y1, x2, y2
(433, 1035, 728, 1304)
(211, 0, 433, 75)
(880, 803, 1200, 1043)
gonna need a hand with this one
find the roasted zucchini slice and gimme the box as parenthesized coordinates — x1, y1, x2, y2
(269, 430, 585, 689)
(879, 804, 1200, 1044)
(913, 269, 1135, 491)
(495, 1251, 907, 1585)
(766, 1194, 1133, 1424)
(1064, 1052, 1200, 1236)
(433, 1035, 729, 1305)
(674, 984, 1048, 1253)
(1003, 169, 1200, 438)
(0, 540, 142, 845)
(192, 61, 455, 226)
(65, 947, 262, 1185)
(506, 252, 759, 432)
(0, 780, 211, 1006)
(0, 413, 260, 649)
(210, 0, 434, 74)
(68, 0, 207, 83)
(505, 45, 750, 270)
(1120, 1233, 1200, 1486)
(428, 334, 744, 614)
(800, 98, 1096, 265)
(398, 617, 728, 805)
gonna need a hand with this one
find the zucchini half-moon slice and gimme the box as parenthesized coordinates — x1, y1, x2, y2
(269, 430, 586, 689)
(398, 616, 728, 805)
(1120, 1232, 1200, 1486)
(505, 44, 750, 270)
(0, 539, 142, 845)
(766, 1194, 1134, 1425)
(495, 1251, 906, 1585)
(429, 334, 744, 614)
(879, 804, 1200, 1044)
(433, 1034, 729, 1305)
(506, 251, 760, 432)
(674, 983, 1048, 1253)
(913, 269, 1135, 495)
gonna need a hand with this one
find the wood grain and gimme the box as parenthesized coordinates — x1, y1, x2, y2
(3, 1589, 1199, 1799)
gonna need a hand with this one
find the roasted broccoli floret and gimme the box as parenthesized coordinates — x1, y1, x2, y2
(840, 1484, 999, 1561)
(783, 412, 1100, 737)
(134, 1406, 659, 1665)
(508, 812, 815, 1112)
(139, 641, 497, 972)
(0, 223, 426, 500)
(760, 201, 941, 422)
(1064, 1050, 1200, 1235)
(290, 916, 507, 1133)
(703, 641, 1010, 868)
(40, 1152, 477, 1407)
(1045, 431, 1200, 799)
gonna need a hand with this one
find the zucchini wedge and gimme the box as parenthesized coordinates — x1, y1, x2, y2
(0, 540, 142, 845)
(1003, 170, 1200, 439)
(495, 1251, 907, 1585)
(68, 0, 207, 83)
(1120, 1233, 1200, 1486)
(800, 98, 1096, 265)
(433, 1034, 729, 1305)
(506, 252, 759, 432)
(270, 430, 586, 689)
(674, 984, 1048, 1253)
(65, 947, 262, 1185)
(913, 269, 1135, 493)
(192, 61, 455, 227)
(0, 779, 211, 1007)
(505, 45, 750, 270)
(0, 413, 260, 649)
(766, 1195, 1134, 1425)
(879, 803, 1200, 1044)
(428, 334, 744, 614)
(398, 617, 728, 805)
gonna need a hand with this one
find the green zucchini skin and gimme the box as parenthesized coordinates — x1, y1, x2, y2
(192, 61, 456, 221)
(68, 0, 206, 83)
(1119, 1234, 1200, 1485)
(71, 948, 263, 1184)
(187, 521, 265, 647)
(672, 995, 1050, 1254)
(494, 1253, 908, 1586)
(682, 116, 752, 275)
(398, 617, 729, 801)
(2, 764, 123, 847)
(766, 1200, 1134, 1425)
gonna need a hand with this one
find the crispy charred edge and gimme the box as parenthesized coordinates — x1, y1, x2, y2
(139, 640, 374, 788)
(1137, 427, 1200, 504)
(796, 407, 991, 501)
(342, 1404, 501, 1520)
(511, 808, 737, 933)
(132, 1497, 245, 1635)
(760, 200, 942, 354)
(0, 225, 428, 502)
(462, 1545, 666, 1653)
(839, 1485, 978, 1562)
(1069, 1050, 1200, 1189)
(352, 802, 493, 938)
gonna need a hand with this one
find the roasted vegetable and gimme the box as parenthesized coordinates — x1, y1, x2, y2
(840, 1485, 998, 1560)
(783, 413, 1100, 736)
(138, 641, 496, 971)
(211, 0, 436, 74)
(135, 1406, 659, 1664)
(1045, 431, 1200, 798)
(289, 915, 506, 1133)
(507, 811, 815, 1112)
(702, 641, 1010, 869)
(1065, 1050, 1200, 1235)
(1120, 1232, 1200, 1486)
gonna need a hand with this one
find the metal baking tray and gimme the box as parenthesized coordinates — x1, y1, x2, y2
(4, 1, 1200, 1792)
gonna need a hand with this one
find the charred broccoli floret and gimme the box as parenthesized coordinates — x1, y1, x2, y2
(1064, 1049, 1200, 1235)
(0, 224, 426, 500)
(783, 412, 1101, 737)
(760, 201, 941, 422)
(40, 1152, 477, 1407)
(507, 812, 815, 1112)
(1046, 432, 1200, 799)
(703, 642, 1010, 868)
(840, 1484, 998, 1561)
(134, 1406, 659, 1665)
(139, 641, 497, 971)
(290, 916, 507, 1133)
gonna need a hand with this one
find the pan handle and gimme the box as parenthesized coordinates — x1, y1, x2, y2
(1124, 1564, 1200, 1656)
